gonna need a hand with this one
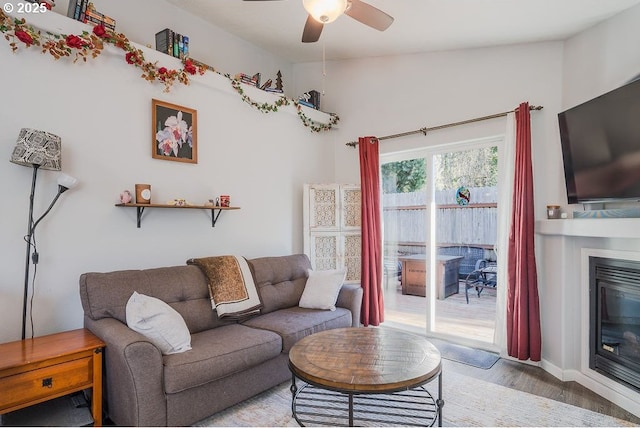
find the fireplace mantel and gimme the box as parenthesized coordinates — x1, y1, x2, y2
(536, 218, 640, 239)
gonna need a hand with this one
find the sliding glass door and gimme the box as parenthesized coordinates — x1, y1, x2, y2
(381, 137, 501, 349)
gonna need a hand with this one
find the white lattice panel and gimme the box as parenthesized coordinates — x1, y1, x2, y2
(309, 233, 339, 271)
(309, 185, 339, 230)
(341, 187, 361, 230)
(343, 233, 362, 282)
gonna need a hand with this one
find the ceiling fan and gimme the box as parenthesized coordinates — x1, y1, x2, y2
(243, 0, 394, 43)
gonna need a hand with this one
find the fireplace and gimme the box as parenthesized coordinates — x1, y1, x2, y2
(590, 256, 640, 392)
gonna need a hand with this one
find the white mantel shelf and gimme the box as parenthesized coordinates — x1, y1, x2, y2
(536, 218, 640, 239)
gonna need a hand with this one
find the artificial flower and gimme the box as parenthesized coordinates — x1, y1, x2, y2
(184, 59, 196, 75)
(65, 34, 85, 49)
(14, 29, 34, 46)
(92, 25, 107, 38)
(125, 51, 139, 64)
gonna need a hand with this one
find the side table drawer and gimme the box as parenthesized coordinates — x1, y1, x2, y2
(0, 356, 92, 411)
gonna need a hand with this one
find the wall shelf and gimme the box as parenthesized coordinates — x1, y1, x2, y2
(115, 203, 240, 228)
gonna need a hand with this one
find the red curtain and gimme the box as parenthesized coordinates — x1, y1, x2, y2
(358, 136, 384, 326)
(507, 102, 542, 361)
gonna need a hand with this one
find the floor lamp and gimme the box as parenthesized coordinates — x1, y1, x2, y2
(10, 128, 77, 340)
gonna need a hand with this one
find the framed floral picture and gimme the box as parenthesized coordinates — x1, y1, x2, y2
(152, 99, 197, 163)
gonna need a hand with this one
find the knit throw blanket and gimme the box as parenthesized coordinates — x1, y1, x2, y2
(187, 255, 262, 319)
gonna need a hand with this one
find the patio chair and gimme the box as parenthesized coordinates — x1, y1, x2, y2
(437, 246, 486, 280)
(464, 257, 497, 304)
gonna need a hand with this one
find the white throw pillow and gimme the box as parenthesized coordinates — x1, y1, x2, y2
(299, 269, 346, 311)
(126, 291, 192, 355)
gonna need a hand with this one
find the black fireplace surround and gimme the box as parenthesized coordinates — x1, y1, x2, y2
(590, 256, 640, 392)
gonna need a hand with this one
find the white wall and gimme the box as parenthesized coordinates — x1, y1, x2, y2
(293, 42, 566, 217)
(0, 5, 334, 343)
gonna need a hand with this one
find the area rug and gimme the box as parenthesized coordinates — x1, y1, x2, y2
(429, 338, 500, 369)
(194, 370, 636, 427)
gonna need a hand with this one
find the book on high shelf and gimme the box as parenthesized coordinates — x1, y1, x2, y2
(173, 33, 180, 58)
(297, 100, 314, 108)
(308, 90, 320, 110)
(178, 34, 185, 59)
(79, 0, 88, 23)
(66, 0, 79, 19)
(155, 28, 173, 56)
(183, 36, 189, 58)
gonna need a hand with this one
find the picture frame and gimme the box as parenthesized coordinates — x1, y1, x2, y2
(152, 99, 197, 163)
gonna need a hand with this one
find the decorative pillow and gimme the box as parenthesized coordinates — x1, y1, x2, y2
(125, 291, 192, 355)
(299, 269, 346, 311)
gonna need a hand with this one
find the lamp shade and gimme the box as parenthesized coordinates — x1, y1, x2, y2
(303, 0, 348, 23)
(10, 128, 62, 171)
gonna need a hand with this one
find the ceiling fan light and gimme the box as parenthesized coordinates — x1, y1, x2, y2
(303, 0, 348, 24)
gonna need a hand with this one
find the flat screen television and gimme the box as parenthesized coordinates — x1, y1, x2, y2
(558, 78, 640, 204)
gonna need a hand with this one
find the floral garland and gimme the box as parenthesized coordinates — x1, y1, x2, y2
(0, 10, 339, 132)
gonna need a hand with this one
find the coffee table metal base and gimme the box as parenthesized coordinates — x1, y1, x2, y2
(290, 376, 443, 427)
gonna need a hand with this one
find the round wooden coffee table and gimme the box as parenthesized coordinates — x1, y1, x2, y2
(288, 327, 443, 427)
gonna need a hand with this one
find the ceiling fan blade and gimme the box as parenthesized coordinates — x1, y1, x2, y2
(344, 0, 393, 31)
(302, 14, 323, 43)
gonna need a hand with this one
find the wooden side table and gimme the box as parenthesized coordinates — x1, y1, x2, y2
(0, 329, 105, 426)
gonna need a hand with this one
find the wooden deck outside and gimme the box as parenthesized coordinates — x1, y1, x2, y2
(382, 279, 497, 343)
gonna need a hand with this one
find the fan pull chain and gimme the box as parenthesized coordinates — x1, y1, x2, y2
(322, 42, 326, 96)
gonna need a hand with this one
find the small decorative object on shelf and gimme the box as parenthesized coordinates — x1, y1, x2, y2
(260, 71, 284, 94)
(220, 195, 230, 207)
(547, 205, 561, 219)
(168, 199, 188, 206)
(120, 190, 132, 204)
(135, 184, 151, 204)
(235, 73, 261, 87)
(155, 28, 189, 58)
(275, 70, 284, 92)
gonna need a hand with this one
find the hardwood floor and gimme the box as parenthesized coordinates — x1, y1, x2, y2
(441, 356, 640, 424)
(381, 280, 640, 423)
(383, 278, 497, 343)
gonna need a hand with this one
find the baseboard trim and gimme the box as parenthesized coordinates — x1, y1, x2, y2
(542, 359, 640, 417)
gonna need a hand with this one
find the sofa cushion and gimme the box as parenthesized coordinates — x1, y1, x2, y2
(80, 265, 233, 334)
(126, 291, 192, 355)
(299, 269, 345, 311)
(248, 254, 311, 314)
(242, 306, 352, 352)
(162, 324, 282, 394)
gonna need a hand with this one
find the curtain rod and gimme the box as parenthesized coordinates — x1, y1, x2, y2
(345, 105, 544, 147)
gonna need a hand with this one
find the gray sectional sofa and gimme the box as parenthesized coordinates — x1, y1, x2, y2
(79, 254, 362, 426)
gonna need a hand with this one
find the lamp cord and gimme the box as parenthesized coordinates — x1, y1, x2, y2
(23, 226, 38, 339)
(29, 248, 37, 340)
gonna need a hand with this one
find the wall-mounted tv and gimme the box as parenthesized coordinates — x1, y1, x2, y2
(558, 78, 640, 204)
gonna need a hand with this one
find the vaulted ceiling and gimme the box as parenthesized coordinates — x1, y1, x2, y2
(165, 0, 640, 63)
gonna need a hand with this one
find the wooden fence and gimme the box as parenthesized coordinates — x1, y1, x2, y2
(383, 187, 497, 254)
